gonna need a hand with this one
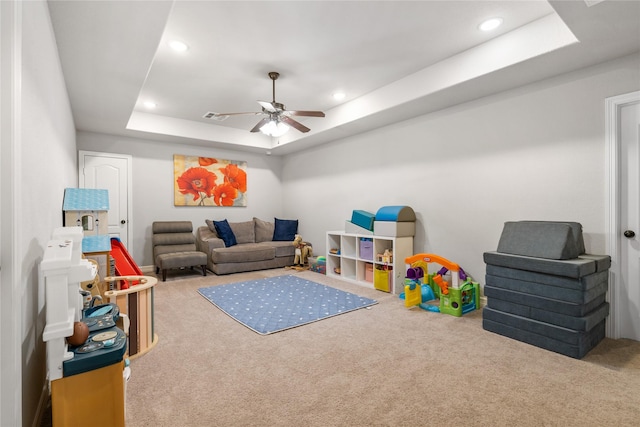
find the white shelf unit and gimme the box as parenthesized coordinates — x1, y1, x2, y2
(326, 231, 414, 294)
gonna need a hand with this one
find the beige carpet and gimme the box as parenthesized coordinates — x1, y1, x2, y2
(125, 268, 640, 426)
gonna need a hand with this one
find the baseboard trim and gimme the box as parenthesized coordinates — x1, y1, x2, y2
(33, 381, 50, 427)
(139, 265, 154, 274)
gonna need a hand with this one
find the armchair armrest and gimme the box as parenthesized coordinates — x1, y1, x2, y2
(196, 226, 225, 253)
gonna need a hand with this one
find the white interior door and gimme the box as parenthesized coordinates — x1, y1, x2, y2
(79, 151, 132, 251)
(618, 99, 640, 341)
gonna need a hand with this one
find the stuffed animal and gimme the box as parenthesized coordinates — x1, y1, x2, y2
(81, 258, 104, 299)
(292, 234, 313, 266)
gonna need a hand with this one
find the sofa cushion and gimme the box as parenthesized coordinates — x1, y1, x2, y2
(273, 218, 298, 241)
(205, 219, 219, 237)
(213, 219, 237, 247)
(497, 221, 580, 260)
(211, 244, 275, 263)
(156, 251, 207, 269)
(229, 220, 255, 244)
(484, 251, 598, 278)
(254, 217, 274, 243)
(263, 241, 296, 258)
(153, 232, 195, 247)
(154, 243, 198, 257)
(486, 264, 608, 291)
(519, 221, 586, 255)
(153, 221, 193, 234)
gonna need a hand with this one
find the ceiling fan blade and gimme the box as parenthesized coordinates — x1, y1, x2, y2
(203, 111, 262, 120)
(257, 100, 277, 113)
(281, 115, 310, 133)
(213, 112, 262, 116)
(250, 117, 271, 133)
(285, 110, 325, 118)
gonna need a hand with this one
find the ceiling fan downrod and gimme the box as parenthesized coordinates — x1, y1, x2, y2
(268, 71, 285, 110)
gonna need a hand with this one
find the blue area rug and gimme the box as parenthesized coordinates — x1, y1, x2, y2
(198, 275, 378, 335)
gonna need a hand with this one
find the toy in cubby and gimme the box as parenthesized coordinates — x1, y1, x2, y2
(400, 253, 479, 317)
(376, 249, 393, 263)
(309, 256, 327, 274)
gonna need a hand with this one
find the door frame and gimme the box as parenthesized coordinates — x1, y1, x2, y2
(78, 150, 133, 253)
(0, 0, 22, 425)
(605, 90, 640, 339)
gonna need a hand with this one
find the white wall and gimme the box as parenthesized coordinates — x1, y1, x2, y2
(77, 132, 285, 266)
(282, 54, 640, 284)
(78, 55, 640, 282)
(2, 1, 78, 425)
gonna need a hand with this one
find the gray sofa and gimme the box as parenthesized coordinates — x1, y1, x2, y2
(195, 217, 296, 275)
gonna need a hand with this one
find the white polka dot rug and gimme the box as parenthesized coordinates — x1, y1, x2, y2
(198, 275, 378, 335)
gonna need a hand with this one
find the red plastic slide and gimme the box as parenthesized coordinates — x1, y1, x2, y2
(110, 238, 143, 288)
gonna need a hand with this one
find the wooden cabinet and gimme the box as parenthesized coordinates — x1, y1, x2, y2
(326, 231, 413, 294)
(51, 360, 125, 427)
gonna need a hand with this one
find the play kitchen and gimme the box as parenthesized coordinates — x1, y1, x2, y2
(41, 226, 128, 426)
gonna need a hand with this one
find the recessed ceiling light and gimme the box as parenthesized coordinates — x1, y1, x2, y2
(143, 101, 157, 109)
(169, 40, 189, 52)
(332, 92, 346, 101)
(479, 18, 503, 32)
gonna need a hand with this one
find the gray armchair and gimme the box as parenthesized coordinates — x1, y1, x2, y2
(152, 221, 207, 281)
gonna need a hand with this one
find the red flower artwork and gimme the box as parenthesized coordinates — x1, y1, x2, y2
(213, 182, 238, 207)
(198, 157, 217, 166)
(174, 155, 247, 206)
(176, 167, 218, 204)
(220, 163, 247, 193)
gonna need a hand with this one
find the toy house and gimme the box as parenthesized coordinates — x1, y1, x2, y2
(62, 188, 109, 236)
(62, 188, 112, 282)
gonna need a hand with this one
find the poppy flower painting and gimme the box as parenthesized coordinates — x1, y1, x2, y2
(174, 154, 247, 206)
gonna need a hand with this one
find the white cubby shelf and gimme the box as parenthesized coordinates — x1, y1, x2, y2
(326, 231, 414, 295)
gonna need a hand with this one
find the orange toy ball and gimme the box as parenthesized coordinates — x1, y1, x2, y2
(67, 321, 89, 347)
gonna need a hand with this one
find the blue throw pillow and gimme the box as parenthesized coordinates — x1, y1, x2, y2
(213, 219, 237, 247)
(273, 218, 298, 241)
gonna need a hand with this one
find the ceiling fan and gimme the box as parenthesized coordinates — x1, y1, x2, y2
(206, 71, 325, 135)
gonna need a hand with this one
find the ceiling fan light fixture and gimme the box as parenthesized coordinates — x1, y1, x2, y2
(216, 71, 323, 134)
(479, 17, 503, 32)
(169, 40, 189, 52)
(260, 120, 290, 137)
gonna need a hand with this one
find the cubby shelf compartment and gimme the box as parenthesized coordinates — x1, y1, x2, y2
(326, 231, 413, 294)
